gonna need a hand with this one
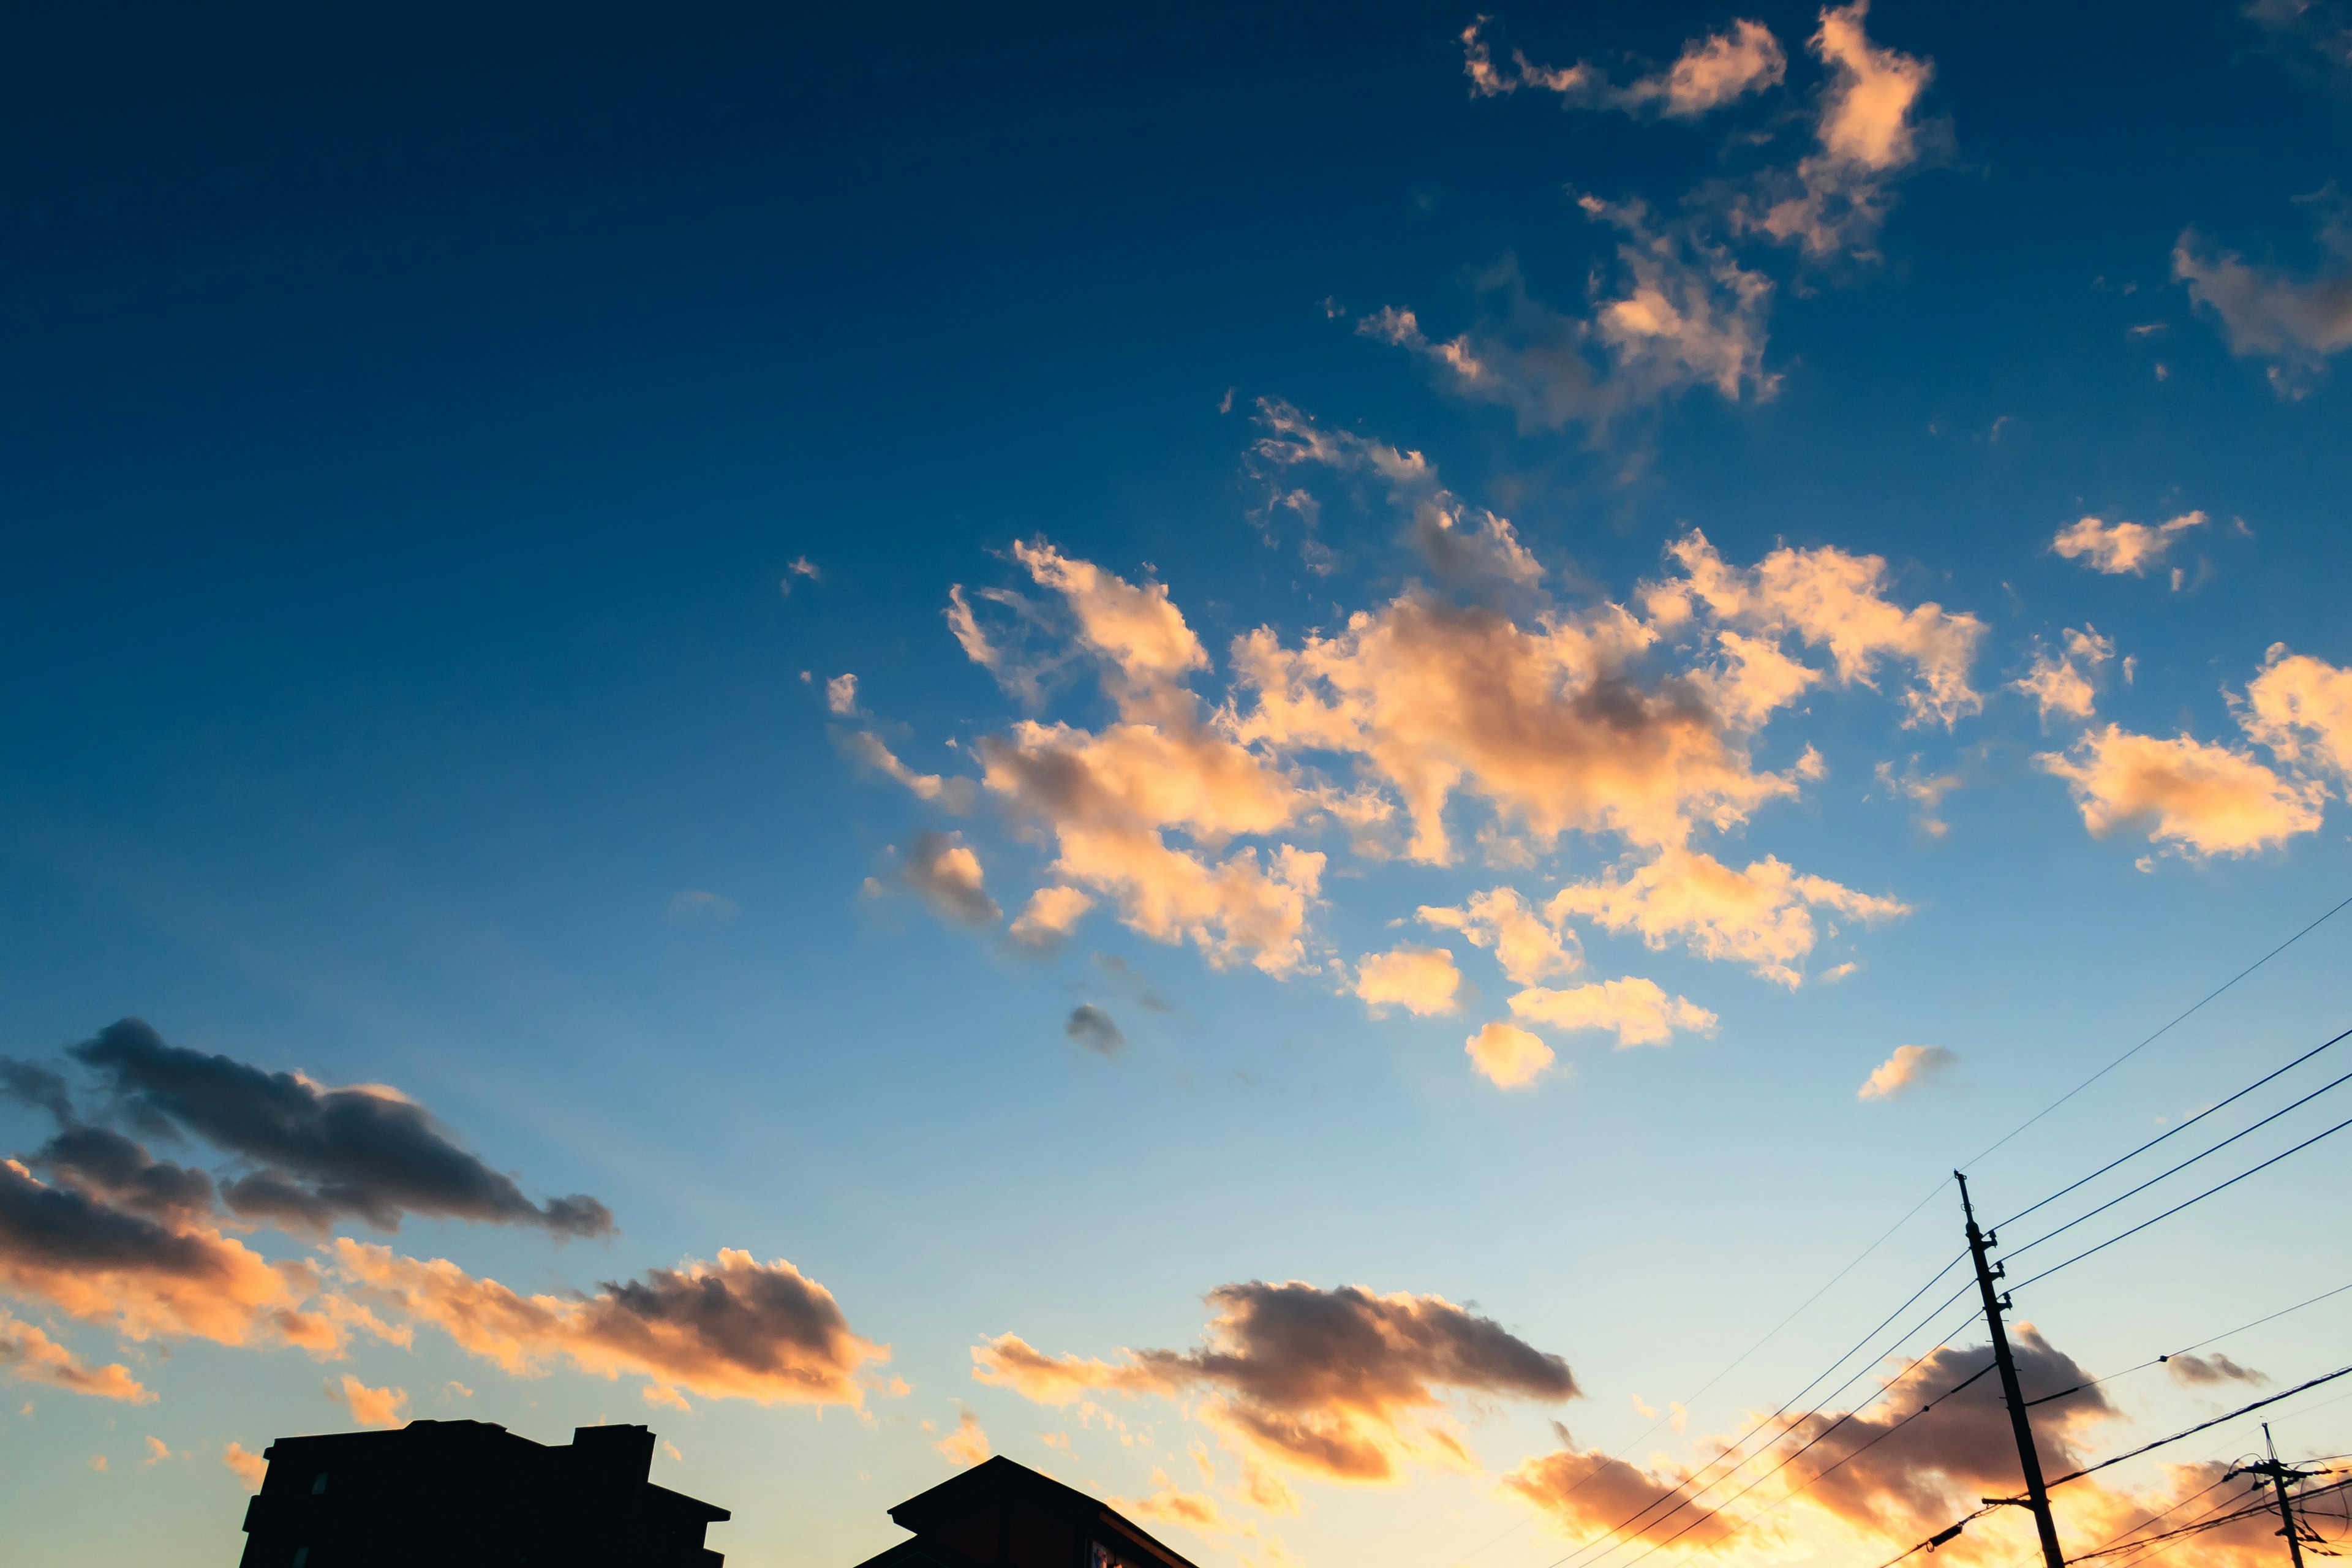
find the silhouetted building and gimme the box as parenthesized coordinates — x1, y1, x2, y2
(854, 1457, 1200, 1568)
(237, 1418, 728, 1567)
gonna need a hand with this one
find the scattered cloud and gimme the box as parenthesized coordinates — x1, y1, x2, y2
(2050, 512, 2207, 576)
(900, 831, 1002, 927)
(1858, 1044, 1957, 1101)
(1507, 978, 1716, 1049)
(2236, 645, 2352, 778)
(1547, 848, 1909, 988)
(1065, 1005, 1127, 1057)
(1353, 946, 1463, 1017)
(974, 1280, 1575, 1484)
(223, 1442, 266, 1490)
(2011, 627, 2116, 725)
(1464, 1022, 1556, 1089)
(1419, 889, 1580, 985)
(326, 1374, 408, 1429)
(2037, 725, 2325, 858)
(334, 1239, 889, 1408)
(0, 1306, 153, 1403)
(1873, 758, 1963, 837)
(779, 557, 820, 597)
(938, 1407, 990, 1465)
(2166, 1351, 2267, 1386)
(668, 890, 738, 923)
(1462, 17, 1785, 118)
(2176, 192, 2352, 393)
(1009, 886, 1096, 951)
(1504, 1433, 1733, 1548)
(827, 674, 861, 715)
(842, 731, 978, 813)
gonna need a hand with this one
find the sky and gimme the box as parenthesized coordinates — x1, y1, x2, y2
(4, 2, 2352, 1567)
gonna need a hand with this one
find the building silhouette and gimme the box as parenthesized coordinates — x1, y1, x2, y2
(854, 1457, 1201, 1568)
(236, 1419, 728, 1567)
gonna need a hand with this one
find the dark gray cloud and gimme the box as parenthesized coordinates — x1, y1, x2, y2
(66, 1019, 612, 1239)
(0, 1158, 232, 1280)
(900, 831, 1001, 927)
(0, 1057, 76, 1126)
(2166, 1350, 2267, 1386)
(36, 1125, 216, 1221)
(1064, 1005, 1126, 1057)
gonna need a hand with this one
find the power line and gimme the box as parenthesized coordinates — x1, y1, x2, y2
(1960, 890, 2352, 1172)
(2021, 1275, 2352, 1410)
(1996, 1024, 2352, 1233)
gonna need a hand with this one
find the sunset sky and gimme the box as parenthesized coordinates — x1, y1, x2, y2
(6, 5, 2352, 1568)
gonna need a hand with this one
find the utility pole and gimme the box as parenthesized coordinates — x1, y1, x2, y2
(2229, 1423, 2319, 1568)
(1956, 1172, 2068, 1568)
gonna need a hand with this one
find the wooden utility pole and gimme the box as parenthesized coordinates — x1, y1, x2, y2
(2230, 1423, 2318, 1568)
(1956, 1172, 2067, 1568)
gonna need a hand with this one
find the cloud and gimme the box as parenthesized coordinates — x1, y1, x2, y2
(1733, 1, 1940, 262)
(327, 1374, 408, 1429)
(2165, 1351, 2267, 1386)
(2012, 627, 2116, 724)
(0, 1306, 153, 1403)
(1065, 1005, 1127, 1057)
(1009, 886, 1096, 950)
(333, 1239, 889, 1408)
(1013, 539, 1208, 697)
(1546, 848, 1909, 987)
(1507, 979, 1717, 1048)
(32, 1125, 216, 1221)
(1230, 590, 1804, 862)
(826, 673, 861, 715)
(1874, 757, 1961, 837)
(900, 831, 1002, 927)
(2036, 725, 2326, 858)
(143, 1434, 171, 1463)
(667, 890, 738, 923)
(938, 1408, 990, 1465)
(0, 1158, 322, 1347)
(974, 1280, 1575, 1484)
(1464, 1022, 1556, 1090)
(0, 1058, 75, 1125)
(2050, 513, 2207, 576)
(223, 1442, 266, 1490)
(780, 557, 820, 597)
(2176, 194, 2352, 392)
(2236, 644, 2352, 778)
(842, 731, 977, 813)
(1360, 224, 1775, 437)
(64, 1021, 613, 1240)
(1462, 18, 1785, 118)
(1858, 1044, 1958, 1101)
(1648, 530, 1986, 728)
(1250, 399, 1544, 585)
(1503, 1433, 1733, 1548)
(1419, 889, 1580, 985)
(1354, 946, 1463, 1017)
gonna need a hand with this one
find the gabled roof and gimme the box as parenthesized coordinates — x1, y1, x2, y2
(884, 1457, 1200, 1568)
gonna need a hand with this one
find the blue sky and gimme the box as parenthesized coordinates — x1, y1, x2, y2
(5, 4, 2352, 1567)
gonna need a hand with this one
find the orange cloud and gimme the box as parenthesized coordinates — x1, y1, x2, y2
(0, 1159, 320, 1348)
(1547, 848, 1908, 988)
(843, 731, 976, 812)
(1464, 1022, 1556, 1090)
(1508, 979, 1717, 1048)
(327, 1374, 408, 1429)
(1419, 888, 1581, 985)
(2037, 725, 2324, 858)
(2051, 513, 2206, 576)
(2012, 627, 2115, 724)
(975, 1280, 1575, 1485)
(333, 1239, 888, 1408)
(1651, 530, 1985, 728)
(1502, 1437, 1733, 1549)
(1858, 1044, 1956, 1101)
(223, 1442, 267, 1490)
(937, 1408, 990, 1466)
(0, 1306, 153, 1403)
(1353, 946, 1463, 1017)
(1008, 885, 1096, 950)
(2237, 644, 2352, 779)
(899, 831, 1001, 927)
(1461, 18, 1784, 118)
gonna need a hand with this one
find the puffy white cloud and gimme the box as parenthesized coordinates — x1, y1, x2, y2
(1648, 529, 1986, 727)
(1353, 946, 1463, 1017)
(1547, 848, 1909, 987)
(1507, 978, 1717, 1047)
(1858, 1043, 1957, 1101)
(1464, 1022, 1556, 1089)
(2049, 512, 2206, 576)
(2037, 725, 2325, 858)
(1419, 888, 1580, 985)
(2237, 644, 2352, 778)
(2011, 627, 2116, 725)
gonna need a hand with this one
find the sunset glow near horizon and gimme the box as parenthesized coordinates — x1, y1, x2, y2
(4, 5, 2352, 1568)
